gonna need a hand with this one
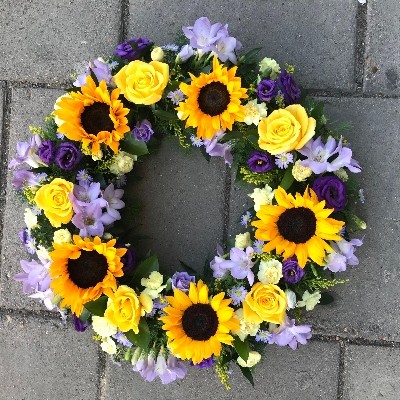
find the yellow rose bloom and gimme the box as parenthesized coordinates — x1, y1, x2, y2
(243, 283, 287, 325)
(34, 178, 74, 227)
(258, 104, 316, 155)
(114, 60, 169, 105)
(104, 285, 153, 333)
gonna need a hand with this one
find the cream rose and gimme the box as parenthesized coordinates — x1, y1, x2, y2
(257, 260, 283, 284)
(235, 232, 252, 249)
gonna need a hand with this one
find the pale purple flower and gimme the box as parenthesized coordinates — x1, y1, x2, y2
(113, 332, 133, 347)
(162, 44, 179, 52)
(253, 239, 265, 254)
(155, 353, 187, 384)
(176, 44, 195, 63)
(9, 135, 43, 169)
(24, 234, 37, 254)
(269, 316, 312, 349)
(167, 89, 185, 105)
(134, 352, 157, 382)
(325, 237, 363, 273)
(240, 211, 252, 227)
(190, 135, 203, 147)
(70, 182, 107, 210)
(11, 169, 40, 189)
(171, 272, 196, 292)
(146, 297, 167, 317)
(299, 136, 361, 174)
(227, 285, 248, 306)
(221, 247, 255, 285)
(255, 329, 273, 343)
(72, 203, 104, 237)
(14, 258, 51, 294)
(73, 58, 113, 87)
(204, 131, 233, 166)
(275, 152, 294, 169)
(214, 35, 241, 64)
(76, 169, 93, 186)
(29, 288, 57, 310)
(101, 183, 125, 225)
(210, 244, 228, 278)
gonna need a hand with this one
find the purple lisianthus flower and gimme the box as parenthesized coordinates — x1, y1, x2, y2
(313, 175, 347, 212)
(115, 37, 152, 61)
(276, 69, 301, 105)
(191, 357, 215, 368)
(256, 79, 277, 102)
(55, 142, 82, 171)
(210, 244, 228, 279)
(204, 131, 233, 166)
(11, 169, 40, 189)
(247, 150, 275, 173)
(72, 314, 91, 332)
(38, 140, 56, 164)
(269, 316, 312, 349)
(115, 243, 137, 273)
(72, 202, 104, 237)
(176, 44, 195, 63)
(132, 119, 154, 142)
(221, 246, 255, 285)
(14, 258, 51, 294)
(171, 271, 195, 292)
(282, 257, 305, 284)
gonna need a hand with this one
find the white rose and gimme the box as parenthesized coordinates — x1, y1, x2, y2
(292, 160, 312, 182)
(257, 259, 283, 284)
(53, 229, 72, 244)
(235, 232, 252, 250)
(259, 57, 281, 79)
(237, 351, 261, 368)
(285, 289, 297, 310)
(92, 316, 118, 337)
(24, 208, 38, 230)
(248, 185, 275, 212)
(296, 290, 321, 311)
(231, 308, 259, 341)
(141, 271, 167, 299)
(109, 151, 137, 175)
(100, 337, 117, 355)
(151, 46, 164, 61)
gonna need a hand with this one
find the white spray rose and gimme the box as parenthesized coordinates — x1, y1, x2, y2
(92, 316, 118, 337)
(109, 151, 137, 175)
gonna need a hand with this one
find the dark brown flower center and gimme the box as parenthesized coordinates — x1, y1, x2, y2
(198, 82, 230, 116)
(81, 102, 114, 134)
(67, 250, 108, 289)
(277, 207, 317, 244)
(182, 303, 218, 341)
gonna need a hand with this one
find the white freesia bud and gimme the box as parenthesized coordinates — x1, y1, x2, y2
(151, 47, 164, 61)
(235, 232, 252, 250)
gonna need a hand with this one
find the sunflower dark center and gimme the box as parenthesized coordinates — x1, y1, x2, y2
(81, 102, 114, 134)
(198, 81, 230, 116)
(67, 250, 108, 289)
(181, 303, 219, 341)
(277, 207, 317, 244)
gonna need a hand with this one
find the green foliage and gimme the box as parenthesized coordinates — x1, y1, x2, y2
(233, 337, 250, 362)
(84, 296, 108, 316)
(306, 276, 349, 291)
(125, 318, 150, 349)
(129, 255, 159, 287)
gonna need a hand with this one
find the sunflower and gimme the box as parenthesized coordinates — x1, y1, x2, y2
(53, 76, 130, 156)
(160, 280, 240, 364)
(252, 186, 344, 268)
(176, 57, 248, 140)
(49, 235, 127, 317)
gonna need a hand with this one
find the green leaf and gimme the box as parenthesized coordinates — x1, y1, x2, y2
(120, 135, 149, 156)
(125, 318, 150, 349)
(279, 164, 294, 191)
(79, 307, 91, 322)
(239, 47, 262, 64)
(84, 296, 108, 316)
(233, 336, 250, 362)
(319, 292, 335, 305)
(130, 255, 159, 286)
(153, 109, 179, 121)
(238, 366, 255, 387)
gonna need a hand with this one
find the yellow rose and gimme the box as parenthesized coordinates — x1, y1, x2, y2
(114, 60, 169, 105)
(243, 283, 287, 325)
(104, 285, 153, 333)
(34, 178, 74, 227)
(258, 104, 316, 155)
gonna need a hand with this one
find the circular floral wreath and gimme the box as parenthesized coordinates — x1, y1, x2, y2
(10, 17, 366, 388)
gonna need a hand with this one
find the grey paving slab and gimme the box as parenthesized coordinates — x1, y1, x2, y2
(343, 345, 400, 400)
(301, 97, 400, 341)
(363, 0, 400, 96)
(105, 340, 340, 400)
(0, 312, 99, 400)
(0, 88, 63, 310)
(127, 138, 225, 275)
(0, 0, 121, 84)
(128, 0, 357, 91)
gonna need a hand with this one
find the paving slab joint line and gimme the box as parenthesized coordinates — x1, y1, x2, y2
(0, 79, 69, 91)
(222, 164, 232, 249)
(336, 340, 346, 400)
(354, 2, 368, 92)
(119, 0, 130, 43)
(312, 333, 400, 349)
(96, 349, 108, 400)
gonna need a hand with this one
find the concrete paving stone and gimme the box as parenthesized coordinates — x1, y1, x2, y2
(343, 345, 400, 400)
(0, 0, 121, 84)
(0, 88, 63, 310)
(128, 0, 357, 91)
(300, 97, 400, 341)
(127, 137, 225, 276)
(363, 0, 400, 96)
(0, 311, 99, 400)
(0, 88, 3, 167)
(105, 340, 340, 400)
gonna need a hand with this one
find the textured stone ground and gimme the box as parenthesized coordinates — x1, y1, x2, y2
(1, 1, 399, 399)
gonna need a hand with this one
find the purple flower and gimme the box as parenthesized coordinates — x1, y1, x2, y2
(132, 119, 154, 142)
(115, 243, 137, 273)
(171, 272, 196, 292)
(38, 140, 56, 164)
(132, 351, 157, 382)
(176, 44, 195, 63)
(253, 239, 265, 254)
(221, 246, 255, 285)
(115, 37, 152, 61)
(167, 89, 185, 105)
(55, 142, 82, 171)
(282, 257, 305, 284)
(299, 136, 361, 174)
(76, 169, 93, 186)
(72, 203, 104, 237)
(24, 234, 37, 254)
(72, 314, 91, 332)
(227, 285, 248, 306)
(313, 175, 347, 212)
(70, 182, 107, 210)
(146, 297, 167, 317)
(210, 244, 228, 279)
(9, 135, 43, 169)
(113, 331, 133, 347)
(275, 152, 294, 169)
(14, 258, 51, 294)
(255, 329, 273, 343)
(325, 237, 363, 272)
(256, 79, 277, 102)
(74, 58, 113, 87)
(247, 150, 275, 173)
(101, 183, 125, 225)
(11, 169, 40, 189)
(240, 211, 252, 227)
(269, 316, 312, 349)
(204, 131, 233, 166)
(276, 69, 301, 105)
(155, 354, 187, 384)
(190, 357, 215, 368)
(214, 35, 241, 64)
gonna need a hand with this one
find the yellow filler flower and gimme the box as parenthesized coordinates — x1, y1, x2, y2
(160, 280, 240, 364)
(53, 76, 130, 156)
(176, 57, 248, 140)
(49, 235, 127, 316)
(252, 187, 344, 267)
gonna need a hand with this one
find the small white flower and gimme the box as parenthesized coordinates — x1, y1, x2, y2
(53, 229, 72, 244)
(243, 99, 268, 126)
(141, 271, 167, 299)
(285, 289, 297, 310)
(235, 232, 252, 250)
(231, 308, 260, 341)
(101, 337, 117, 355)
(24, 208, 38, 230)
(92, 316, 118, 337)
(297, 290, 321, 311)
(237, 351, 262, 368)
(248, 185, 275, 212)
(257, 259, 283, 284)
(151, 46, 164, 61)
